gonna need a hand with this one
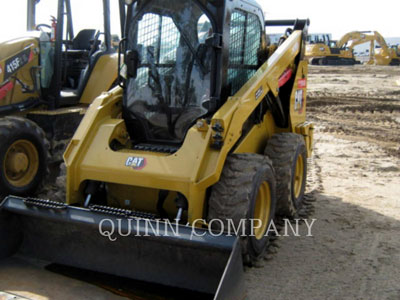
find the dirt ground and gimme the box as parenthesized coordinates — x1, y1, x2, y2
(1, 65, 399, 299)
(246, 65, 400, 300)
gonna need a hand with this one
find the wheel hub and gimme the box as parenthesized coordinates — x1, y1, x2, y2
(4, 140, 39, 187)
(6, 151, 29, 174)
(254, 181, 271, 240)
(294, 154, 304, 199)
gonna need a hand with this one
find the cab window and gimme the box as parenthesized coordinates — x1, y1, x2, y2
(227, 10, 262, 95)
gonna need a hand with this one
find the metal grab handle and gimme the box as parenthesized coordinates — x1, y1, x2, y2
(265, 19, 310, 30)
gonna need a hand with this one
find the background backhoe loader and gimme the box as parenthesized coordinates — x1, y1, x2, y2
(0, 0, 313, 298)
(0, 0, 124, 197)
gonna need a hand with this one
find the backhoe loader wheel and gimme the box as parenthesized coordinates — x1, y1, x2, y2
(0, 117, 49, 197)
(264, 133, 307, 218)
(208, 153, 276, 266)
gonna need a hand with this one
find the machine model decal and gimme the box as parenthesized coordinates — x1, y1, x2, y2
(3, 47, 33, 82)
(125, 157, 147, 170)
(294, 89, 304, 113)
(0, 81, 14, 100)
(298, 78, 307, 89)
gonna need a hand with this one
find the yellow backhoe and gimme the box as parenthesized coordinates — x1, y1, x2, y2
(0, 0, 124, 196)
(1, 1, 313, 298)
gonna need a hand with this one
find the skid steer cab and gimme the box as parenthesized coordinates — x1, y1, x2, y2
(1, 0, 313, 298)
(0, 0, 125, 197)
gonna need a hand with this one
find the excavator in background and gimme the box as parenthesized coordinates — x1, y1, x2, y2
(334, 31, 379, 65)
(338, 31, 400, 66)
(306, 30, 400, 66)
(363, 31, 400, 66)
(305, 33, 357, 65)
(387, 44, 400, 65)
(0, 0, 313, 298)
(0, 0, 124, 197)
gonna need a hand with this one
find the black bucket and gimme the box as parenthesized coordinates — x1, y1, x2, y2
(0, 196, 245, 300)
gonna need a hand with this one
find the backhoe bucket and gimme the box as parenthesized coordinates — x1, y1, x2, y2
(0, 196, 245, 299)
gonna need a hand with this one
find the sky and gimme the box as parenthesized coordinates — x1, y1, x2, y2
(261, 0, 399, 39)
(0, 0, 122, 42)
(0, 0, 398, 43)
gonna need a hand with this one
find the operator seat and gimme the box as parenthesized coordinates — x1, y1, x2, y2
(60, 29, 98, 101)
(66, 29, 97, 58)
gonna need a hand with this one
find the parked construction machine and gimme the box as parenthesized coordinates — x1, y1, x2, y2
(305, 33, 357, 65)
(366, 32, 400, 66)
(306, 31, 400, 66)
(0, 0, 123, 196)
(1, 0, 313, 298)
(338, 31, 400, 66)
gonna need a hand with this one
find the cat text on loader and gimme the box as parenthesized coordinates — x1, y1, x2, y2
(0, 0, 124, 197)
(0, 0, 313, 299)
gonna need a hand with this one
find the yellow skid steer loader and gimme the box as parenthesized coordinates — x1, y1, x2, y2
(1, 0, 313, 298)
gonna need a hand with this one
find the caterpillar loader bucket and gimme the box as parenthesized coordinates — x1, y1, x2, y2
(0, 196, 245, 300)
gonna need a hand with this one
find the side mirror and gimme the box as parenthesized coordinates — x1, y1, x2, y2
(125, 49, 140, 78)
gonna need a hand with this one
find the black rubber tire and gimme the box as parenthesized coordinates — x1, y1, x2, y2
(264, 133, 307, 218)
(208, 153, 277, 266)
(0, 116, 50, 197)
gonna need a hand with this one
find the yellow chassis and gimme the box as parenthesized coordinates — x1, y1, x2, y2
(64, 31, 314, 223)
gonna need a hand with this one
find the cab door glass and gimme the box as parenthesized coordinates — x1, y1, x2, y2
(228, 10, 262, 95)
(135, 13, 180, 88)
